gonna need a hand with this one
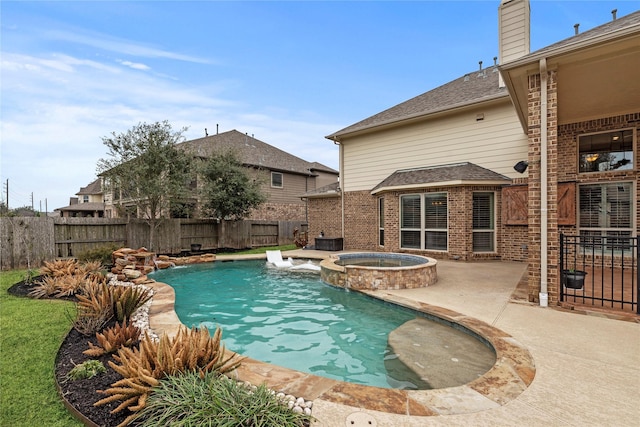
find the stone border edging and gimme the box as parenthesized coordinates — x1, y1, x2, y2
(147, 258, 536, 417)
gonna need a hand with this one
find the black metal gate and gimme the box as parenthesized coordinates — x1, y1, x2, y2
(560, 234, 638, 314)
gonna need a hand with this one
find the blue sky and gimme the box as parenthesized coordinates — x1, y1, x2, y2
(1, 0, 637, 211)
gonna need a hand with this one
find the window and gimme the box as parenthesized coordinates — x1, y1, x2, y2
(400, 195, 421, 249)
(473, 192, 495, 252)
(579, 129, 634, 173)
(579, 182, 633, 251)
(400, 193, 448, 251)
(424, 193, 447, 250)
(271, 172, 283, 188)
(83, 195, 89, 203)
(378, 197, 384, 246)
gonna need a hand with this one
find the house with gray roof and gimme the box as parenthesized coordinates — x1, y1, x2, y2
(104, 129, 338, 222)
(310, 0, 638, 313)
(56, 178, 105, 218)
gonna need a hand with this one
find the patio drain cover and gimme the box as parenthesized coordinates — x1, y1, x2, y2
(346, 412, 378, 426)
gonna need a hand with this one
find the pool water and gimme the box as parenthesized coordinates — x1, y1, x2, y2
(150, 260, 490, 389)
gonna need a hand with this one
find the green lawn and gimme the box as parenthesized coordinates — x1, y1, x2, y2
(0, 270, 83, 427)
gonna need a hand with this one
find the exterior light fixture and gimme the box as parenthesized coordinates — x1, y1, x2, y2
(513, 160, 528, 173)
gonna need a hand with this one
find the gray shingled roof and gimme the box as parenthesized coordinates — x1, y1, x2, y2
(327, 66, 507, 139)
(513, 10, 640, 64)
(300, 181, 341, 198)
(76, 178, 102, 196)
(56, 202, 105, 212)
(178, 129, 337, 176)
(371, 162, 511, 194)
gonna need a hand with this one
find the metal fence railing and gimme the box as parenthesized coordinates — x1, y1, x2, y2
(560, 234, 638, 315)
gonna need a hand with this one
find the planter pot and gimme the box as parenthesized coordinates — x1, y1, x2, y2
(562, 270, 586, 289)
(190, 244, 202, 252)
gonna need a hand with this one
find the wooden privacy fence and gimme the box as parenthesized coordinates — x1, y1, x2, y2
(0, 217, 307, 270)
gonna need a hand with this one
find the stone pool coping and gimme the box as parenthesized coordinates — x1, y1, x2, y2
(145, 254, 536, 417)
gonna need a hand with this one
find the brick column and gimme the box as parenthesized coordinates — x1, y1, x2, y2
(527, 69, 559, 304)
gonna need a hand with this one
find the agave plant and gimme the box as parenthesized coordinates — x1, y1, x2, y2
(95, 326, 243, 427)
(83, 320, 141, 357)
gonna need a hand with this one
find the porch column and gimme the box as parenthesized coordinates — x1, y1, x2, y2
(527, 68, 559, 304)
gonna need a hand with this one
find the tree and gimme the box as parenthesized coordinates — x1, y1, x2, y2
(199, 150, 266, 221)
(97, 121, 193, 250)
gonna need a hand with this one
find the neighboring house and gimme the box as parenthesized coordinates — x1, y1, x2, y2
(310, 0, 639, 309)
(56, 178, 105, 218)
(104, 129, 338, 222)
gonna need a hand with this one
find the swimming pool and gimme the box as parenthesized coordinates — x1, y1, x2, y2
(149, 259, 494, 389)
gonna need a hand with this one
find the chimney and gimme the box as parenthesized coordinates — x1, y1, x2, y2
(498, 0, 530, 87)
(612, 9, 617, 20)
(574, 23, 580, 35)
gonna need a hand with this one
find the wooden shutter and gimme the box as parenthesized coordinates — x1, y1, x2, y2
(502, 185, 528, 225)
(558, 182, 576, 225)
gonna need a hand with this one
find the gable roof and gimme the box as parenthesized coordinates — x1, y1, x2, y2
(76, 178, 102, 196)
(500, 10, 640, 130)
(327, 65, 508, 140)
(300, 181, 341, 199)
(179, 129, 337, 176)
(505, 10, 640, 68)
(371, 162, 511, 195)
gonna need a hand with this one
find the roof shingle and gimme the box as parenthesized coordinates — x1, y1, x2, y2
(372, 162, 511, 194)
(328, 66, 507, 139)
(179, 129, 337, 176)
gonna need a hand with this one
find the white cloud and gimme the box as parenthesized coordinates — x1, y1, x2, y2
(1, 49, 339, 210)
(45, 28, 213, 64)
(117, 59, 150, 71)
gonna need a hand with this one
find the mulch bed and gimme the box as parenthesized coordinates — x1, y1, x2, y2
(9, 280, 131, 427)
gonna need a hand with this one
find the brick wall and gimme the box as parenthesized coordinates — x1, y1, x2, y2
(249, 202, 306, 221)
(307, 197, 342, 246)
(340, 185, 508, 260)
(343, 190, 378, 250)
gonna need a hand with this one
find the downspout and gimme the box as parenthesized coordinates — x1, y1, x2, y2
(333, 138, 345, 239)
(539, 57, 549, 307)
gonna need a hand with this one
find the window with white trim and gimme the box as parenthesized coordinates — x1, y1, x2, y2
(400, 193, 448, 251)
(473, 192, 495, 252)
(378, 197, 384, 246)
(424, 193, 448, 250)
(579, 182, 634, 252)
(579, 129, 634, 173)
(271, 172, 283, 188)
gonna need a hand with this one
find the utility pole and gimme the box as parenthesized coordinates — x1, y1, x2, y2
(4, 179, 8, 209)
(31, 192, 34, 211)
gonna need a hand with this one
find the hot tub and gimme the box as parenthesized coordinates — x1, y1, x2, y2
(321, 252, 437, 290)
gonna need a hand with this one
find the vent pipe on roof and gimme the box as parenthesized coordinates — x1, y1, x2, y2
(612, 9, 617, 20)
(205, 128, 208, 137)
(574, 23, 580, 35)
(216, 124, 219, 134)
(479, 60, 483, 70)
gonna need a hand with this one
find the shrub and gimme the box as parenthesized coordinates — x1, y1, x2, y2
(28, 276, 59, 299)
(110, 285, 152, 323)
(40, 259, 80, 277)
(66, 360, 107, 381)
(83, 320, 141, 357)
(73, 282, 151, 335)
(74, 282, 114, 335)
(137, 371, 313, 427)
(77, 244, 120, 265)
(95, 326, 243, 427)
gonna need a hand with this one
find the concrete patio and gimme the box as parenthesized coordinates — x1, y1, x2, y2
(149, 251, 639, 426)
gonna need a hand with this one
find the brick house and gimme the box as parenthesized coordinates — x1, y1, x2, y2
(104, 129, 338, 222)
(56, 178, 106, 218)
(308, 1, 639, 310)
